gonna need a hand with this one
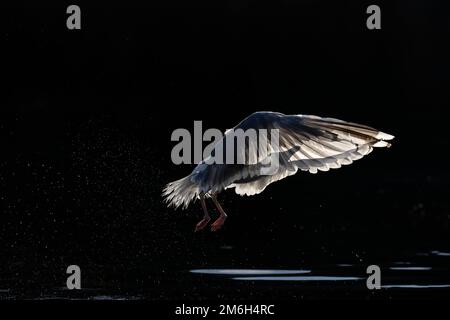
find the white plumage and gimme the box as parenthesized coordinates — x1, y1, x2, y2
(162, 112, 394, 231)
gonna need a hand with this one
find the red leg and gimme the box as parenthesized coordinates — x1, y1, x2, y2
(211, 194, 227, 232)
(194, 195, 211, 232)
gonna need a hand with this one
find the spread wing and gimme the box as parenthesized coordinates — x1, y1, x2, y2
(190, 111, 394, 195)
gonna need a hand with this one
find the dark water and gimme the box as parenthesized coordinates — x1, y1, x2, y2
(1, 250, 449, 300)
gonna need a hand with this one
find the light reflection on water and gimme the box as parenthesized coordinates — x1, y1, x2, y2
(383, 285, 450, 289)
(232, 276, 363, 281)
(418, 251, 450, 257)
(189, 252, 450, 287)
(190, 269, 311, 275)
(28, 295, 143, 301)
(190, 268, 363, 281)
(389, 267, 432, 271)
(431, 251, 450, 256)
(90, 295, 143, 300)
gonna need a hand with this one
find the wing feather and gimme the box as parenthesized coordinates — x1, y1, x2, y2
(190, 112, 394, 196)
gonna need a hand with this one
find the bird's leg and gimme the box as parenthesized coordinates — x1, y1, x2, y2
(194, 195, 211, 232)
(210, 194, 228, 232)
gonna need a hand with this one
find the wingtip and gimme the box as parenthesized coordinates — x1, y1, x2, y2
(373, 140, 392, 148)
(376, 131, 395, 140)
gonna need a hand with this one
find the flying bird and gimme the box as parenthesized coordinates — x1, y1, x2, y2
(163, 112, 394, 232)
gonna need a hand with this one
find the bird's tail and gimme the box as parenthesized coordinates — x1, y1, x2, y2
(162, 175, 200, 209)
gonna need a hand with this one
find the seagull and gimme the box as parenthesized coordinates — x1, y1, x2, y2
(163, 111, 394, 232)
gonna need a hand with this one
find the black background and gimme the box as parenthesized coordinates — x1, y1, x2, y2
(1, 0, 450, 300)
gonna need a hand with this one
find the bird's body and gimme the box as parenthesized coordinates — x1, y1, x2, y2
(163, 112, 394, 231)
